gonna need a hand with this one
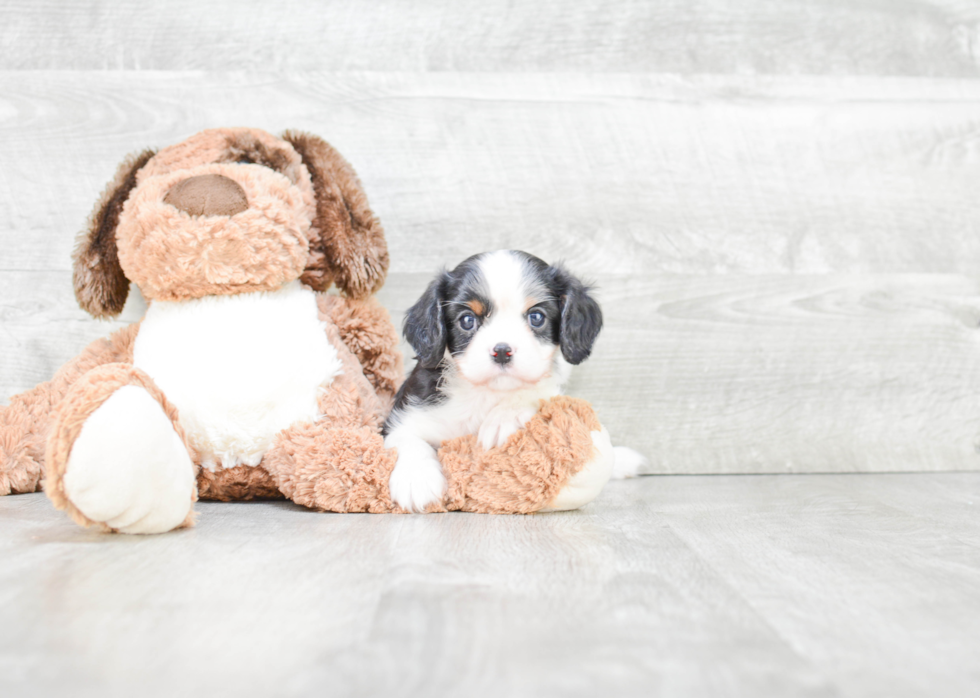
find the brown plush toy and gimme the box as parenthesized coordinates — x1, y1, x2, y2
(0, 128, 613, 533)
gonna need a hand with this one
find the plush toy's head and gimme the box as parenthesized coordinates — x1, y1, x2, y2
(73, 128, 389, 317)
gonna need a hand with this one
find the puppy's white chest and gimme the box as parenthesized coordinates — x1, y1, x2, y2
(132, 281, 342, 470)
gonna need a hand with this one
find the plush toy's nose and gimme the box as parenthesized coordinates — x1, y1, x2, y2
(163, 174, 248, 217)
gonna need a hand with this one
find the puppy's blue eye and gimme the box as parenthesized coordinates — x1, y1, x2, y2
(459, 313, 476, 331)
(528, 311, 545, 328)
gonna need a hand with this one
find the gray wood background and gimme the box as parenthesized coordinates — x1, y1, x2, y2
(3, 0, 980, 473)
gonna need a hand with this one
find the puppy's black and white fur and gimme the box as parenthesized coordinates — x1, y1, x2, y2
(383, 250, 643, 512)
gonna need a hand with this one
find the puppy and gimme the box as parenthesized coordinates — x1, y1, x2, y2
(383, 250, 645, 512)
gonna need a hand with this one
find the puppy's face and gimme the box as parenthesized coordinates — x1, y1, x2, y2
(404, 250, 602, 390)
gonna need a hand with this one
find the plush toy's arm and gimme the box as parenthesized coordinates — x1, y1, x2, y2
(264, 423, 397, 513)
(263, 396, 610, 515)
(315, 294, 403, 410)
(437, 397, 612, 513)
(0, 323, 139, 494)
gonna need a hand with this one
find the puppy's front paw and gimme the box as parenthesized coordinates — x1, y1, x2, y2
(478, 407, 537, 450)
(387, 448, 447, 513)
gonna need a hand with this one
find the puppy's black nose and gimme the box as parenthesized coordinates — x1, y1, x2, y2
(492, 343, 513, 365)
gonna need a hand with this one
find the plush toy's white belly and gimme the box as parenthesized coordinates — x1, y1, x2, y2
(133, 281, 342, 470)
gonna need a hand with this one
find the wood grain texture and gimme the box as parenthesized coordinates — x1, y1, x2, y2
(4, 271, 979, 474)
(2, 72, 980, 276)
(0, 272, 147, 401)
(381, 273, 980, 474)
(2, 474, 979, 697)
(2, 0, 980, 76)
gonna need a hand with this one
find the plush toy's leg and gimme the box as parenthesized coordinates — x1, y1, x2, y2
(44, 363, 197, 534)
(538, 426, 614, 512)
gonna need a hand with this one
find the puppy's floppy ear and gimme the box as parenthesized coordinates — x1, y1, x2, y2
(281, 130, 389, 299)
(73, 149, 156, 318)
(552, 265, 603, 365)
(404, 272, 449, 369)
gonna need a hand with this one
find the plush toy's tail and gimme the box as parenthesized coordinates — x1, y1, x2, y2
(611, 446, 647, 479)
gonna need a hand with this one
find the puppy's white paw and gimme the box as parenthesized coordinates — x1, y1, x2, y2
(478, 406, 537, 450)
(611, 446, 647, 479)
(387, 438, 447, 513)
(63, 386, 196, 534)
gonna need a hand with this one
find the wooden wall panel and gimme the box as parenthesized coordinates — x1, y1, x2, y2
(2, 4, 979, 473)
(2, 72, 980, 276)
(1, 0, 979, 76)
(4, 271, 979, 473)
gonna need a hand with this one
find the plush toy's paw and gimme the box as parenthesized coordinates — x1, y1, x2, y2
(611, 446, 647, 479)
(539, 426, 615, 512)
(478, 406, 538, 451)
(386, 437, 447, 513)
(0, 435, 34, 496)
(0, 396, 46, 495)
(63, 385, 196, 534)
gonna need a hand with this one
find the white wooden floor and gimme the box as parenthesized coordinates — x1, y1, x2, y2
(2, 473, 979, 697)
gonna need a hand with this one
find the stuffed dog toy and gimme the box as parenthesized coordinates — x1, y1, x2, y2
(0, 128, 614, 533)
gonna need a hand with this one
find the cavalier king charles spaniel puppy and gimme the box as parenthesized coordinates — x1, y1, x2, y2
(383, 250, 645, 512)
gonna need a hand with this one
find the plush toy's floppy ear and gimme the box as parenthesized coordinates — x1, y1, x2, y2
(281, 130, 389, 299)
(73, 149, 156, 318)
(553, 266, 603, 365)
(404, 273, 449, 369)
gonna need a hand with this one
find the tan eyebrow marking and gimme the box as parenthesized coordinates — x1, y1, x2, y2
(524, 297, 538, 312)
(467, 300, 485, 315)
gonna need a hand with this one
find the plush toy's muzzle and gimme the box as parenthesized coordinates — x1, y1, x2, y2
(117, 161, 314, 302)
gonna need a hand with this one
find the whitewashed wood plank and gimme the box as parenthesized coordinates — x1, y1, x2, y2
(4, 271, 980, 474)
(381, 273, 980, 474)
(1, 0, 979, 76)
(0, 271, 146, 398)
(3, 474, 980, 696)
(2, 72, 980, 276)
